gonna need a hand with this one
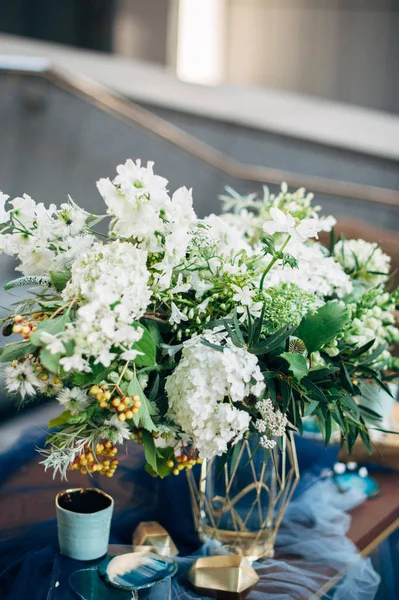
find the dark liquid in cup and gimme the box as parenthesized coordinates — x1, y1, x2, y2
(58, 489, 112, 514)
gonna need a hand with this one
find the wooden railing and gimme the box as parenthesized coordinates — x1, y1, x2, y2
(1, 57, 399, 209)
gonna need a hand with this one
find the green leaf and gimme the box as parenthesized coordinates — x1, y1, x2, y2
(127, 375, 156, 431)
(280, 379, 291, 412)
(50, 268, 72, 292)
(145, 446, 175, 478)
(359, 428, 372, 454)
(281, 352, 309, 382)
(140, 318, 163, 348)
(48, 410, 72, 429)
(297, 301, 349, 354)
(229, 441, 243, 477)
(72, 363, 116, 386)
(0, 340, 37, 362)
(306, 366, 339, 381)
(30, 313, 73, 347)
(126, 324, 156, 367)
(249, 324, 296, 355)
(39, 349, 61, 373)
(142, 430, 158, 473)
(304, 400, 319, 417)
(303, 380, 328, 403)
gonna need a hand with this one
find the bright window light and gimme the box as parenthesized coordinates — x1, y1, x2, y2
(176, 0, 226, 85)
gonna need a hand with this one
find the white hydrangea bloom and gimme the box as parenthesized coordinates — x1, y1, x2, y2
(165, 333, 265, 459)
(334, 239, 391, 285)
(63, 240, 151, 316)
(50, 241, 151, 368)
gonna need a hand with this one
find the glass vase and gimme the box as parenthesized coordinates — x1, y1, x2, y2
(187, 432, 300, 561)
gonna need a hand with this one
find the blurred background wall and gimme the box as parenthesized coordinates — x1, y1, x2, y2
(1, 0, 399, 113)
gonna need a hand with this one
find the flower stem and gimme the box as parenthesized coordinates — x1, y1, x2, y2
(259, 235, 291, 291)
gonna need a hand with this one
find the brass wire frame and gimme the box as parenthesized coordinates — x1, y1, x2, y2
(187, 433, 300, 561)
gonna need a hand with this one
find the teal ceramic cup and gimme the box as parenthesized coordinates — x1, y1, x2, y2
(56, 488, 114, 561)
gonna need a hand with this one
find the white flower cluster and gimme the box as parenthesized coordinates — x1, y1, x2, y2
(266, 241, 353, 299)
(0, 193, 94, 276)
(345, 300, 399, 365)
(165, 333, 265, 459)
(96, 159, 196, 289)
(255, 398, 288, 449)
(335, 239, 391, 286)
(46, 241, 151, 370)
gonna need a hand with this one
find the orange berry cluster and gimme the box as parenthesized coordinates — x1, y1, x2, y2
(12, 314, 38, 339)
(69, 441, 119, 477)
(89, 385, 141, 422)
(167, 453, 203, 476)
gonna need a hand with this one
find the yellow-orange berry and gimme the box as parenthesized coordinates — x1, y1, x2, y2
(132, 407, 139, 415)
(12, 324, 23, 334)
(172, 468, 180, 476)
(105, 441, 112, 449)
(167, 460, 174, 468)
(90, 385, 101, 396)
(118, 413, 126, 422)
(111, 398, 121, 408)
(99, 401, 108, 409)
(14, 315, 23, 323)
(125, 410, 134, 420)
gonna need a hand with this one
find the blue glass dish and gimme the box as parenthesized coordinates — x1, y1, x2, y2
(70, 568, 133, 600)
(98, 552, 177, 592)
(333, 473, 380, 498)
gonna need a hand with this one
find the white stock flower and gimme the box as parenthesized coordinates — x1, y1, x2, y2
(263, 207, 322, 242)
(265, 241, 352, 299)
(40, 332, 66, 355)
(169, 302, 188, 325)
(0, 192, 9, 223)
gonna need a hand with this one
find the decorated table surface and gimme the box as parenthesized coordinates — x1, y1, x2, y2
(0, 430, 398, 600)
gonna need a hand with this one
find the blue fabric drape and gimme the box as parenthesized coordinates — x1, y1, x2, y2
(0, 430, 390, 599)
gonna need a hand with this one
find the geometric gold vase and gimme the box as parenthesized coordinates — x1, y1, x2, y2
(187, 432, 300, 562)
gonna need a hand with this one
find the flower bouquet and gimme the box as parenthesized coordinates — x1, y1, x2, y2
(1, 160, 398, 554)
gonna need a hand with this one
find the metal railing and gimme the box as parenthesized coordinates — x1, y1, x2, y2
(1, 55, 399, 209)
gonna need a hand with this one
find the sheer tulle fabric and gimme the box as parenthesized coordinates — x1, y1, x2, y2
(0, 430, 380, 599)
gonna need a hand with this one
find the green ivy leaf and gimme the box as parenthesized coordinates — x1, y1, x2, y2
(280, 352, 309, 382)
(0, 340, 37, 362)
(50, 268, 72, 292)
(297, 301, 349, 354)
